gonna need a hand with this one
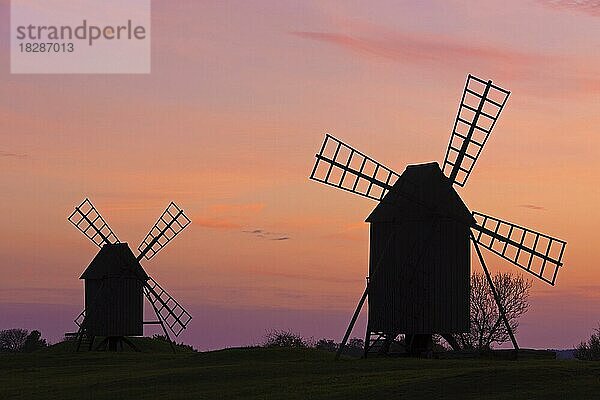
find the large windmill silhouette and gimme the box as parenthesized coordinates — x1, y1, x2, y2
(309, 75, 567, 357)
(68, 198, 192, 351)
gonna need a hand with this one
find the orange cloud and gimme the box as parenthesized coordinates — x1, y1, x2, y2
(193, 203, 265, 230)
(519, 204, 547, 211)
(0, 150, 27, 159)
(193, 217, 241, 229)
(242, 229, 291, 241)
(324, 222, 367, 242)
(209, 203, 265, 215)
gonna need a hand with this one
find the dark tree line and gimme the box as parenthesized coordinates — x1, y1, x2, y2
(262, 329, 364, 357)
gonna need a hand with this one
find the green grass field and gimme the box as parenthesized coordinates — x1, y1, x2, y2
(1, 345, 599, 399)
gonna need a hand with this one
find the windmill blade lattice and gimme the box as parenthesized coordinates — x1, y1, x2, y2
(74, 309, 86, 327)
(310, 134, 400, 201)
(443, 75, 510, 187)
(471, 211, 566, 285)
(137, 202, 191, 261)
(144, 277, 192, 337)
(68, 198, 119, 247)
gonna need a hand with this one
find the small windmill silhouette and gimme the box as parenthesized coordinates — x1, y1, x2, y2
(309, 75, 567, 357)
(68, 198, 192, 351)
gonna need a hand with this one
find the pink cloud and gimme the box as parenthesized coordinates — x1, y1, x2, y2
(291, 30, 545, 69)
(291, 27, 600, 97)
(576, 76, 600, 94)
(538, 0, 600, 17)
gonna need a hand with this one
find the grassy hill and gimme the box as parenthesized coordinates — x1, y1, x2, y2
(1, 346, 599, 399)
(44, 336, 195, 354)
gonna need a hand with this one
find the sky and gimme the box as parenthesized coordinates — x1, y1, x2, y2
(1, 0, 599, 350)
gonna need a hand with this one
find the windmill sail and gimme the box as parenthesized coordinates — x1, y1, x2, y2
(443, 75, 510, 187)
(68, 198, 119, 247)
(74, 309, 86, 327)
(137, 202, 191, 261)
(310, 134, 400, 201)
(471, 211, 566, 285)
(144, 277, 192, 337)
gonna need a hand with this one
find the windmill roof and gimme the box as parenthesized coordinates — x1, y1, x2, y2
(365, 162, 474, 224)
(80, 243, 149, 280)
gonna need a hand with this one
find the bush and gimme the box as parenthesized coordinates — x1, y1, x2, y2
(260, 332, 368, 357)
(0, 329, 48, 352)
(22, 330, 48, 352)
(263, 330, 308, 348)
(151, 334, 197, 352)
(315, 339, 338, 352)
(314, 337, 365, 357)
(575, 326, 600, 361)
(347, 338, 364, 352)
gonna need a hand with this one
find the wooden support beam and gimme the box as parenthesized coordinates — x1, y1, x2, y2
(470, 232, 519, 351)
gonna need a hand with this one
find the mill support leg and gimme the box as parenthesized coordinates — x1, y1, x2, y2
(380, 334, 395, 355)
(471, 233, 519, 351)
(108, 337, 118, 351)
(161, 325, 176, 354)
(75, 323, 88, 352)
(76, 331, 84, 352)
(95, 337, 108, 351)
(147, 290, 177, 354)
(338, 232, 398, 360)
(405, 334, 433, 356)
(121, 337, 139, 352)
(441, 334, 461, 351)
(362, 322, 371, 358)
(336, 283, 369, 360)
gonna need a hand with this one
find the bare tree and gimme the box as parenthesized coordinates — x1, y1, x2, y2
(457, 272, 532, 350)
(0, 329, 29, 352)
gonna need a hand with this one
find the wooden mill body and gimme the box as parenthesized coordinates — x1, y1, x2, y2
(80, 243, 148, 337)
(365, 162, 473, 336)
